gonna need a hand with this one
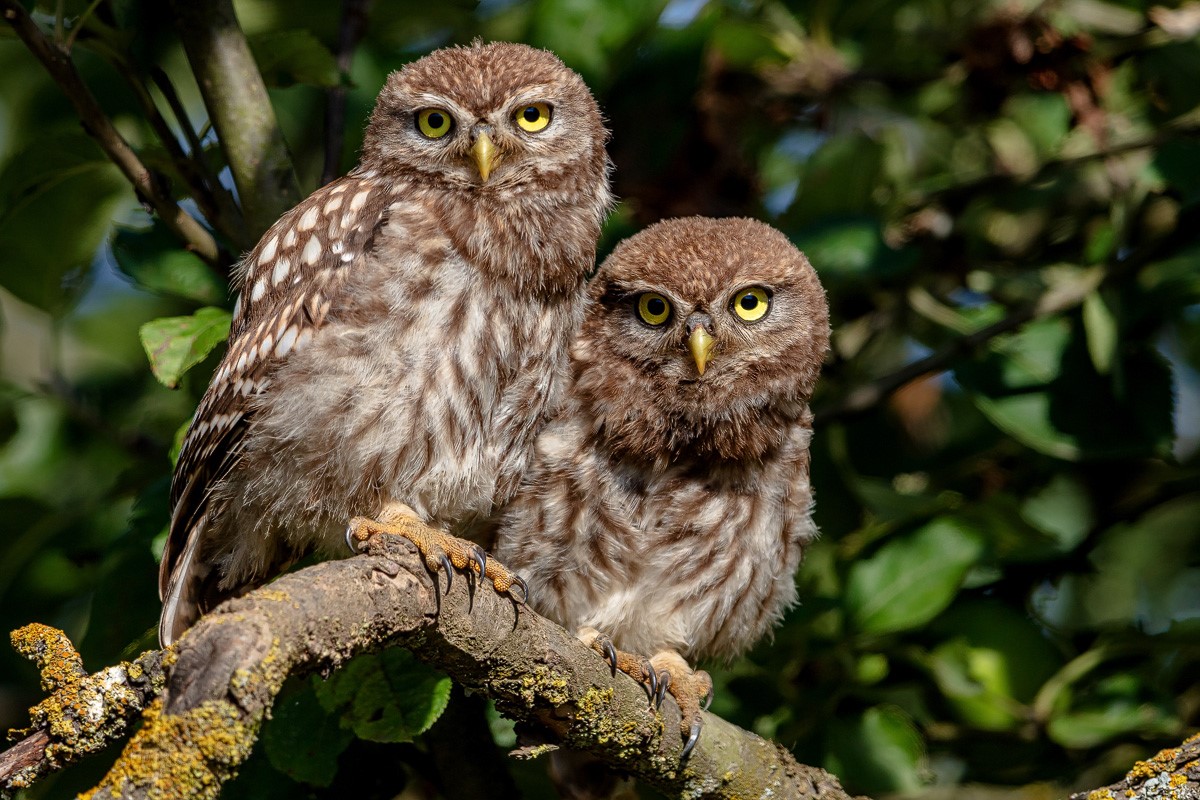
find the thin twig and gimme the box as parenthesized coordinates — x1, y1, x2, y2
(149, 67, 248, 251)
(0, 0, 222, 266)
(170, 0, 300, 239)
(813, 274, 1101, 427)
(322, 0, 372, 186)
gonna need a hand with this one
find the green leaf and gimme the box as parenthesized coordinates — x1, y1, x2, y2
(0, 133, 128, 314)
(112, 224, 227, 304)
(313, 648, 452, 743)
(263, 683, 353, 786)
(139, 307, 231, 389)
(844, 517, 984, 635)
(955, 317, 1175, 460)
(1032, 493, 1200, 634)
(1081, 291, 1117, 374)
(249, 30, 340, 88)
(925, 601, 1062, 731)
(825, 706, 924, 795)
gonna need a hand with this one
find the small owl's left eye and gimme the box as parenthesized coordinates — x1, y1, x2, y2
(515, 102, 552, 133)
(731, 287, 771, 322)
(636, 292, 672, 326)
(417, 108, 453, 138)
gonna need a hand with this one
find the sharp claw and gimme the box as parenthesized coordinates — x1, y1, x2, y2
(702, 684, 714, 711)
(513, 575, 530, 605)
(344, 524, 359, 553)
(655, 670, 670, 709)
(602, 640, 618, 675)
(647, 666, 658, 702)
(681, 717, 702, 761)
(439, 553, 454, 593)
(472, 547, 487, 578)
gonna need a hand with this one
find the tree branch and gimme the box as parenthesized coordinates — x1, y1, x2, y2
(1, 625, 168, 796)
(59, 535, 862, 800)
(1067, 734, 1200, 800)
(0, 0, 222, 266)
(170, 0, 300, 239)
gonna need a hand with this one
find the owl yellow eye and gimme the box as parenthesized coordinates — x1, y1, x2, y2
(636, 292, 672, 326)
(515, 102, 552, 133)
(416, 108, 453, 138)
(731, 287, 771, 322)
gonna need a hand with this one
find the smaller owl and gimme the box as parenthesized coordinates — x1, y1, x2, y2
(493, 216, 830, 764)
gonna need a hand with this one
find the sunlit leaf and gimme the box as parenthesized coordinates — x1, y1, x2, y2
(139, 307, 232, 389)
(844, 517, 984, 635)
(1081, 291, 1117, 374)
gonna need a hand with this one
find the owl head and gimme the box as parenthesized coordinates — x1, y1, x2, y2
(573, 217, 830, 464)
(361, 41, 609, 193)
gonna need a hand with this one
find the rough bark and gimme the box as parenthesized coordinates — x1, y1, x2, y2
(1067, 734, 1200, 800)
(1, 626, 168, 795)
(56, 534, 861, 800)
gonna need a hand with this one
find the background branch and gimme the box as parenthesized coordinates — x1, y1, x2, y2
(321, 0, 372, 186)
(72, 535, 863, 800)
(0, 0, 222, 266)
(170, 0, 300, 240)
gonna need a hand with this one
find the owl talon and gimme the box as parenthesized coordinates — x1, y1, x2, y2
(471, 547, 487, 580)
(438, 553, 454, 593)
(511, 574, 530, 605)
(681, 717, 702, 761)
(646, 665, 658, 701)
(702, 683, 714, 711)
(654, 670, 671, 709)
(602, 640, 618, 674)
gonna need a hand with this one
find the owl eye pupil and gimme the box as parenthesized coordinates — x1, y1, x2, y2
(522, 106, 539, 122)
(647, 298, 666, 316)
(740, 295, 758, 311)
(428, 112, 445, 128)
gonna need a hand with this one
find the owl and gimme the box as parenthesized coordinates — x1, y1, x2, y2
(158, 41, 613, 646)
(493, 217, 829, 763)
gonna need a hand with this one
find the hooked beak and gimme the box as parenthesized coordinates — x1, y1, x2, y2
(471, 132, 499, 182)
(688, 327, 716, 376)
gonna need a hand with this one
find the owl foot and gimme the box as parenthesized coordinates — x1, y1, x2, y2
(346, 515, 528, 604)
(648, 650, 713, 761)
(576, 627, 662, 704)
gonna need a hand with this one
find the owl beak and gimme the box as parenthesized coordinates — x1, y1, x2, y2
(471, 132, 499, 182)
(688, 327, 716, 376)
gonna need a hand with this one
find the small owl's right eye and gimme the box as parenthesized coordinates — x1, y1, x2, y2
(416, 108, 453, 138)
(636, 293, 672, 326)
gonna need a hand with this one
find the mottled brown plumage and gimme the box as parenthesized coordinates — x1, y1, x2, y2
(493, 216, 829, 769)
(159, 41, 612, 646)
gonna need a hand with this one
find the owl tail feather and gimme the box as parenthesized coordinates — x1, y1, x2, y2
(159, 519, 209, 647)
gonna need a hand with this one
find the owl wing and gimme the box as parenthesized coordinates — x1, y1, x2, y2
(159, 172, 395, 643)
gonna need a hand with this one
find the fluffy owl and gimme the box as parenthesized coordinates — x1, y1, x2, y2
(493, 216, 829, 761)
(158, 41, 613, 646)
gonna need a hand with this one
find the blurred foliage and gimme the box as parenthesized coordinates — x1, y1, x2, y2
(1, 0, 1198, 798)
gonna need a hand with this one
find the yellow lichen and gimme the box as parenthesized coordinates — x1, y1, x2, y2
(79, 698, 261, 800)
(11, 624, 86, 693)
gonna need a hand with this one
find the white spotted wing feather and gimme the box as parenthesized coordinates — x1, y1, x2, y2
(159, 174, 390, 643)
